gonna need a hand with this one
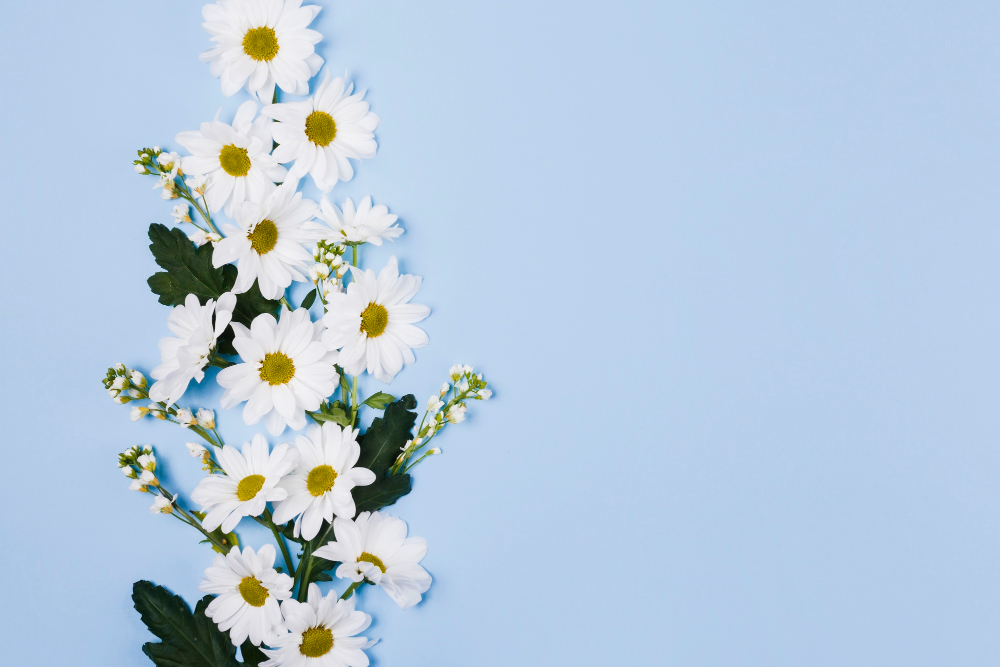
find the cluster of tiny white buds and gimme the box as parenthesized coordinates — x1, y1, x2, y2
(104, 365, 149, 404)
(150, 495, 174, 514)
(446, 403, 467, 424)
(118, 445, 158, 492)
(189, 229, 222, 247)
(311, 241, 349, 294)
(171, 204, 192, 224)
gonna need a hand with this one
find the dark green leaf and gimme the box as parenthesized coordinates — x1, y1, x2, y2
(133, 581, 237, 667)
(362, 392, 396, 410)
(353, 474, 412, 515)
(308, 406, 351, 427)
(299, 289, 317, 310)
(230, 276, 279, 328)
(305, 556, 337, 585)
(239, 640, 267, 667)
(356, 395, 417, 477)
(147, 224, 230, 307)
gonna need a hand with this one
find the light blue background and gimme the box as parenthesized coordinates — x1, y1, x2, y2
(1, 1, 998, 664)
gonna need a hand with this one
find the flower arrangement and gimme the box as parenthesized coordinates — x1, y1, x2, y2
(106, 3, 491, 665)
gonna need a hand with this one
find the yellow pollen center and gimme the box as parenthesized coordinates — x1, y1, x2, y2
(360, 302, 388, 338)
(236, 474, 266, 501)
(238, 576, 269, 607)
(306, 464, 338, 497)
(299, 627, 334, 657)
(304, 111, 337, 147)
(219, 144, 251, 177)
(259, 352, 295, 386)
(248, 219, 278, 254)
(243, 27, 280, 62)
(358, 551, 386, 573)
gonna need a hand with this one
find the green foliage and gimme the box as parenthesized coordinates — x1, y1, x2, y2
(191, 511, 239, 554)
(239, 640, 267, 667)
(307, 401, 351, 427)
(228, 274, 279, 328)
(147, 224, 230, 307)
(362, 391, 396, 410)
(353, 473, 413, 514)
(132, 581, 238, 667)
(299, 288, 317, 310)
(356, 394, 417, 477)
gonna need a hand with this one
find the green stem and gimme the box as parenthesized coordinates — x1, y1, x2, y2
(340, 581, 364, 600)
(159, 489, 229, 552)
(280, 296, 293, 311)
(296, 545, 314, 601)
(211, 356, 236, 369)
(263, 509, 296, 577)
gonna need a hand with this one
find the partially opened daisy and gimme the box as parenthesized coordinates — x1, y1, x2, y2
(217, 307, 338, 436)
(200, 544, 293, 646)
(322, 257, 429, 383)
(272, 422, 376, 540)
(191, 433, 297, 533)
(212, 179, 323, 300)
(148, 292, 236, 405)
(314, 511, 431, 610)
(262, 584, 374, 667)
(200, 0, 323, 103)
(262, 71, 379, 192)
(176, 100, 286, 217)
(316, 196, 402, 246)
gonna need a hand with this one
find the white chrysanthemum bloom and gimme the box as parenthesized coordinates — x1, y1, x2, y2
(176, 100, 286, 217)
(212, 179, 323, 300)
(201, 544, 293, 647)
(200, 0, 323, 103)
(217, 308, 338, 436)
(148, 293, 237, 406)
(316, 196, 402, 246)
(262, 72, 379, 192)
(272, 423, 376, 540)
(261, 583, 374, 667)
(322, 257, 429, 383)
(314, 511, 431, 610)
(191, 433, 298, 533)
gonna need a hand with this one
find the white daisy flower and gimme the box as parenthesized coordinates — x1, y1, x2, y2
(176, 100, 287, 217)
(217, 308, 338, 436)
(200, 0, 324, 103)
(261, 583, 374, 667)
(322, 257, 429, 383)
(316, 196, 402, 246)
(272, 423, 377, 540)
(262, 72, 379, 192)
(148, 292, 237, 406)
(200, 544, 293, 647)
(212, 179, 323, 300)
(191, 433, 298, 533)
(314, 511, 431, 610)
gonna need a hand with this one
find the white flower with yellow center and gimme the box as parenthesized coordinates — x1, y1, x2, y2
(149, 292, 236, 406)
(262, 72, 379, 192)
(176, 100, 286, 217)
(261, 583, 374, 667)
(322, 257, 429, 383)
(191, 433, 298, 533)
(314, 511, 431, 610)
(272, 423, 376, 540)
(316, 196, 402, 246)
(201, 544, 293, 647)
(200, 0, 324, 103)
(217, 308, 338, 436)
(212, 179, 323, 300)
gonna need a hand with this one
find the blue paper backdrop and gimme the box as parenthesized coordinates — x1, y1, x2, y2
(1, 1, 998, 665)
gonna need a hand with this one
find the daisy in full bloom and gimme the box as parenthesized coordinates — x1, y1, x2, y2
(314, 511, 431, 610)
(262, 584, 374, 667)
(200, 0, 323, 103)
(200, 544, 293, 646)
(262, 71, 379, 192)
(272, 423, 376, 540)
(217, 308, 338, 436)
(212, 179, 324, 300)
(176, 100, 287, 217)
(322, 257, 429, 383)
(316, 196, 402, 246)
(191, 433, 298, 533)
(149, 292, 236, 405)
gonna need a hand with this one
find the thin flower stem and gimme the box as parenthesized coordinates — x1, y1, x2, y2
(158, 488, 229, 552)
(340, 581, 364, 600)
(296, 545, 314, 601)
(280, 296, 293, 310)
(263, 509, 296, 577)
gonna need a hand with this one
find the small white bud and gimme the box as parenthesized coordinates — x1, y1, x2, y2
(175, 408, 196, 427)
(130, 406, 149, 421)
(122, 466, 138, 478)
(428, 448, 442, 455)
(477, 389, 492, 400)
(130, 371, 146, 387)
(196, 409, 215, 429)
(114, 363, 126, 372)
(150, 496, 174, 514)
(186, 442, 208, 458)
(448, 364, 463, 381)
(112, 376, 127, 390)
(137, 453, 156, 472)
(446, 403, 467, 424)
(439, 382, 450, 398)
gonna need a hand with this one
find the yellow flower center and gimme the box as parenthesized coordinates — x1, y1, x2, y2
(236, 474, 266, 501)
(238, 576, 269, 607)
(358, 551, 386, 573)
(306, 464, 338, 497)
(299, 626, 334, 657)
(360, 303, 388, 338)
(304, 111, 337, 147)
(248, 219, 278, 254)
(243, 27, 280, 62)
(259, 352, 295, 385)
(219, 144, 251, 177)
